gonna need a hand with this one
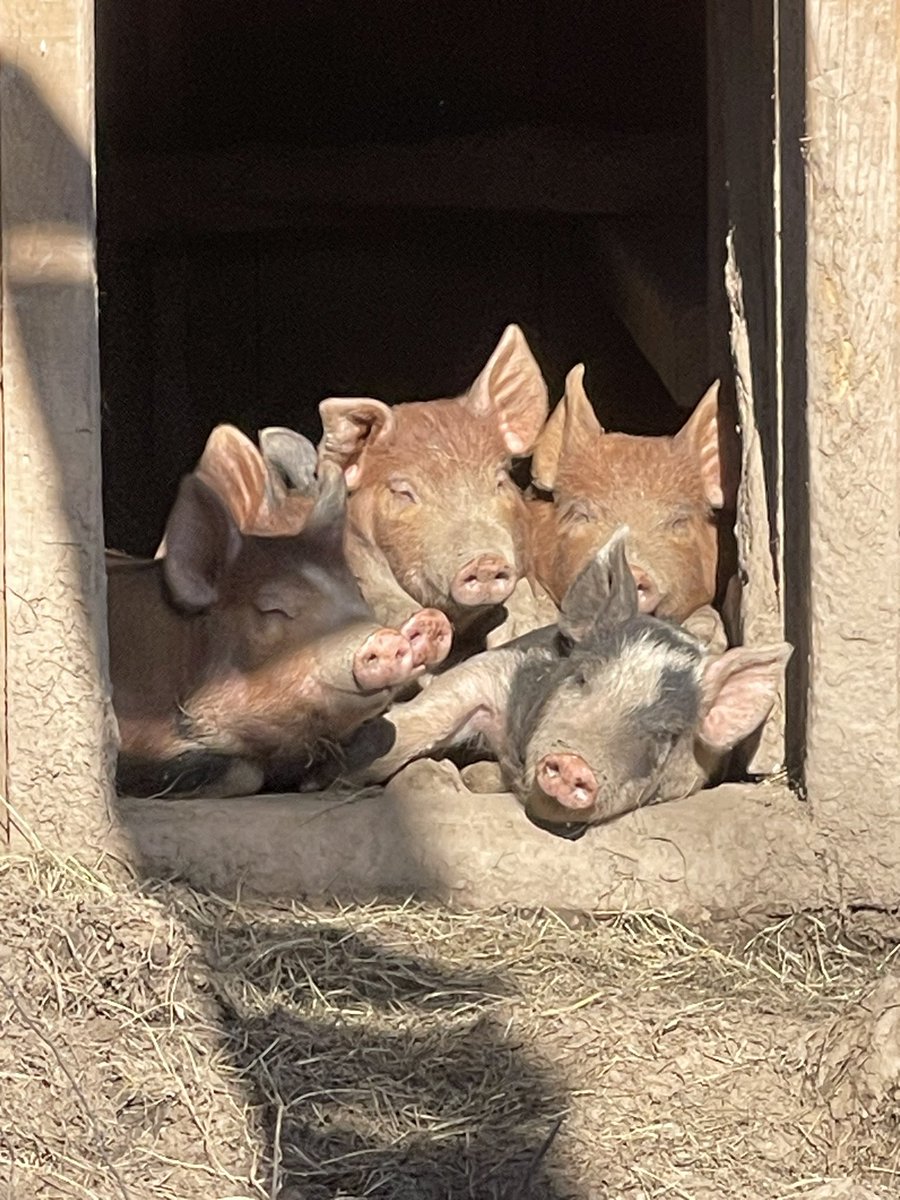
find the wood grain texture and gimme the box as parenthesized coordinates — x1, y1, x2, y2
(804, 0, 900, 900)
(0, 1, 119, 853)
(726, 232, 787, 774)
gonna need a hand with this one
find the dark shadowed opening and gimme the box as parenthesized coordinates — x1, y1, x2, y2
(96, 0, 708, 555)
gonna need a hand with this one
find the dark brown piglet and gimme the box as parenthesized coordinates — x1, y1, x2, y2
(110, 436, 423, 798)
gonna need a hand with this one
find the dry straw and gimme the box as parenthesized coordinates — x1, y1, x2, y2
(1, 847, 898, 1200)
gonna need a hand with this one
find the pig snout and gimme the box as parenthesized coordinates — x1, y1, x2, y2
(451, 554, 516, 607)
(400, 608, 453, 669)
(352, 628, 416, 692)
(630, 565, 661, 614)
(535, 753, 598, 811)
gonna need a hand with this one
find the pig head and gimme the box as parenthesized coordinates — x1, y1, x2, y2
(529, 364, 724, 623)
(517, 530, 791, 838)
(316, 324, 549, 635)
(109, 430, 426, 798)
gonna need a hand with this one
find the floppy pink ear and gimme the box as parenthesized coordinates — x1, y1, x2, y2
(194, 424, 271, 530)
(698, 642, 793, 751)
(464, 324, 549, 456)
(162, 475, 241, 613)
(318, 397, 395, 489)
(674, 381, 723, 509)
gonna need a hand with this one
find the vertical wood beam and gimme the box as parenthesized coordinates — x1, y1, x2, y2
(0, 0, 118, 854)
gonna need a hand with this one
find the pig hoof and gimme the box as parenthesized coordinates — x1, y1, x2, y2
(400, 608, 453, 668)
(451, 554, 516, 607)
(460, 761, 506, 794)
(353, 628, 416, 692)
(218, 761, 265, 798)
(536, 753, 598, 811)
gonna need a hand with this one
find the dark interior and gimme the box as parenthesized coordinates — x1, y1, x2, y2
(96, 1, 708, 555)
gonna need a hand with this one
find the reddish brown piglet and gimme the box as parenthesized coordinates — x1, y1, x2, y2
(316, 324, 554, 646)
(529, 364, 724, 624)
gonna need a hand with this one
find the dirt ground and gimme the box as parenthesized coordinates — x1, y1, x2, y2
(1, 852, 898, 1200)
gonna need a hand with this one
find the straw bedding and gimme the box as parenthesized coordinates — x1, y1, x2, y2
(1, 850, 898, 1200)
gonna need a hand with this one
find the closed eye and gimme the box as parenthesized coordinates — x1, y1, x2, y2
(664, 509, 695, 533)
(562, 500, 594, 525)
(388, 477, 418, 505)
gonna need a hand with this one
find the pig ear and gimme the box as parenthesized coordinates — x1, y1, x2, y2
(195, 424, 271, 530)
(318, 397, 395, 490)
(698, 642, 793, 750)
(259, 426, 319, 497)
(558, 526, 638, 644)
(464, 324, 549, 456)
(531, 394, 567, 491)
(533, 364, 604, 490)
(163, 475, 242, 613)
(674, 380, 724, 509)
(305, 459, 349, 543)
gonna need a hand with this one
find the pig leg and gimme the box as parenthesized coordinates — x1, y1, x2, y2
(485, 576, 559, 649)
(353, 649, 522, 784)
(116, 750, 264, 799)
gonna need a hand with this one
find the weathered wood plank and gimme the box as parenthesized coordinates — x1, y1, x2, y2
(0, 1, 118, 853)
(803, 0, 900, 897)
(707, 0, 786, 771)
(103, 128, 706, 239)
(589, 216, 708, 410)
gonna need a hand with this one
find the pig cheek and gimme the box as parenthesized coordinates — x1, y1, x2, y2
(372, 490, 437, 605)
(652, 736, 706, 803)
(660, 520, 718, 621)
(556, 521, 608, 596)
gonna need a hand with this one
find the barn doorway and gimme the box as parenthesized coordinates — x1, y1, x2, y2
(95, 1, 709, 558)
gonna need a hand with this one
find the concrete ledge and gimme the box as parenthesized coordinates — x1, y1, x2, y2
(119, 761, 829, 921)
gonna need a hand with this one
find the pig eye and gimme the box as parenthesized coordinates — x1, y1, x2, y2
(388, 478, 419, 505)
(667, 514, 692, 534)
(563, 501, 593, 526)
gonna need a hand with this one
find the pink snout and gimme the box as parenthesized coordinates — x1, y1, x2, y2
(630, 566, 661, 614)
(450, 554, 516, 607)
(536, 753, 598, 811)
(400, 608, 453, 669)
(352, 628, 416, 692)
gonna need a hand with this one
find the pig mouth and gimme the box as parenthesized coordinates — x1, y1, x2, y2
(525, 812, 590, 841)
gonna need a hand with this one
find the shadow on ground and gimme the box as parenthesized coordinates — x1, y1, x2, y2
(170, 899, 576, 1200)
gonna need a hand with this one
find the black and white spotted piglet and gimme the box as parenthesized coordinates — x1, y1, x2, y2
(352, 528, 792, 840)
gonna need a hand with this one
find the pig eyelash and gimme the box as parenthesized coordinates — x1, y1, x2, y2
(666, 515, 692, 533)
(388, 478, 418, 505)
(562, 502, 592, 525)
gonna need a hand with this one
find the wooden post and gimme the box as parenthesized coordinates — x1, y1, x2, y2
(0, 1, 118, 854)
(803, 0, 900, 902)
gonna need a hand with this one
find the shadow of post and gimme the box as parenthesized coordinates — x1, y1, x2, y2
(165, 889, 577, 1200)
